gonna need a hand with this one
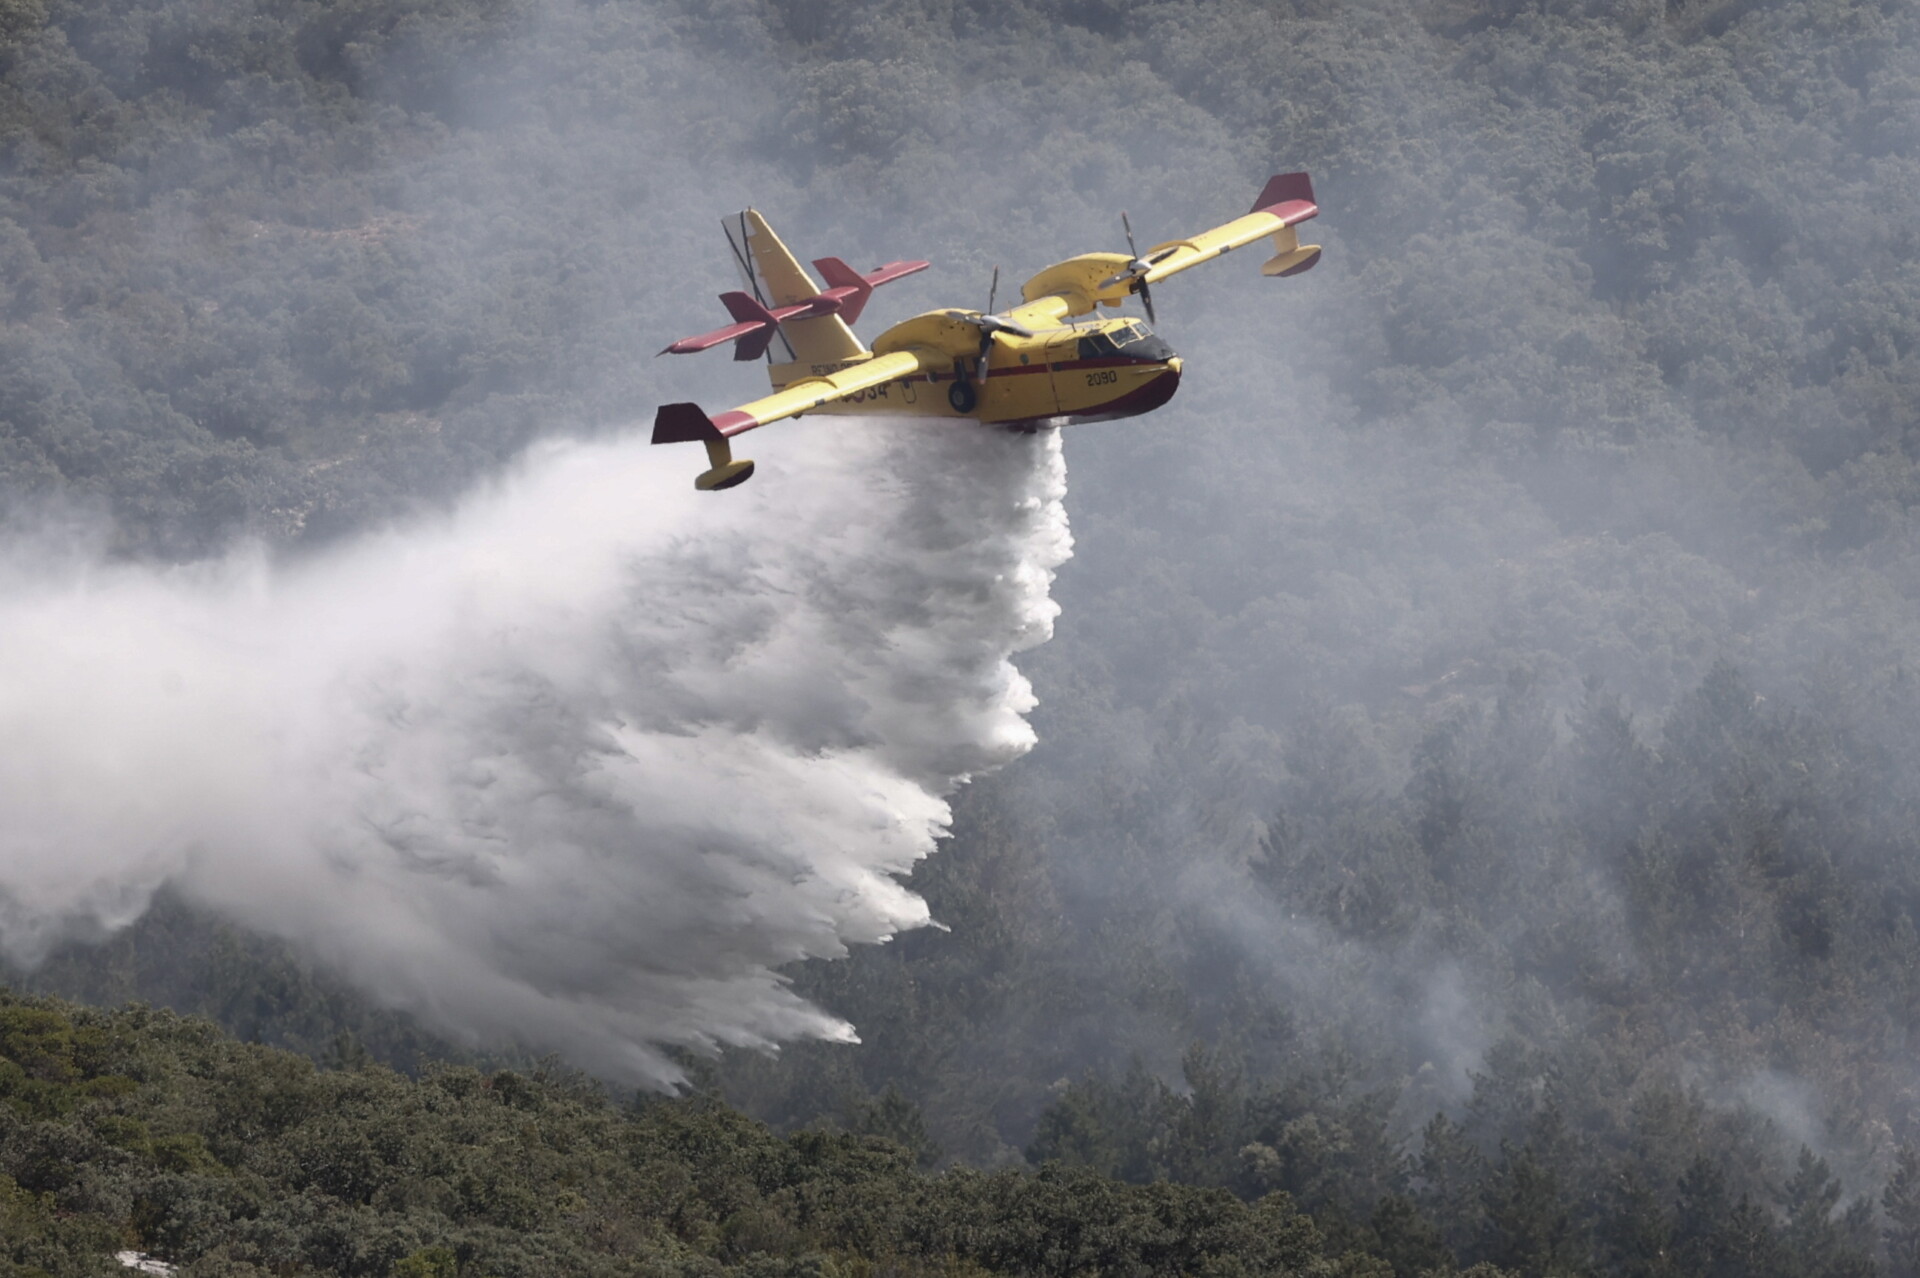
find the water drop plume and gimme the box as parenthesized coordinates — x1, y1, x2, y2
(0, 419, 1071, 1086)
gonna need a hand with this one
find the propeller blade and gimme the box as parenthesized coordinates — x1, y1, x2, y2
(1117, 211, 1158, 321)
(988, 265, 999, 317)
(942, 309, 1034, 341)
(976, 332, 994, 385)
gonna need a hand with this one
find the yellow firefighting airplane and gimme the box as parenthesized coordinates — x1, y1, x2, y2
(653, 173, 1322, 489)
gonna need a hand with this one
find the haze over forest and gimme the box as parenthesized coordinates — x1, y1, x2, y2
(8, 0, 1920, 1274)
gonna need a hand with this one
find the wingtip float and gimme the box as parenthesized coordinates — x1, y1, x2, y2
(653, 172, 1322, 490)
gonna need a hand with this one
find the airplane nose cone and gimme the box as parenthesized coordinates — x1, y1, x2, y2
(1112, 358, 1181, 416)
(1152, 357, 1182, 399)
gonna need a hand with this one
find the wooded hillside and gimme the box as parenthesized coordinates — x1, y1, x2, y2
(0, 990, 1411, 1278)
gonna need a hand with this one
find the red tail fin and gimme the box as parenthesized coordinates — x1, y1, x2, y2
(661, 259, 929, 359)
(812, 257, 874, 324)
(813, 257, 930, 326)
(719, 292, 779, 361)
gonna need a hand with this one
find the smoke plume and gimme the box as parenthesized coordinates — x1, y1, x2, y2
(0, 418, 1070, 1086)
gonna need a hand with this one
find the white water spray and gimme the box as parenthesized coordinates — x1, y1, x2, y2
(0, 419, 1070, 1086)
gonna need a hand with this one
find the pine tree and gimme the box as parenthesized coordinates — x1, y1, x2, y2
(846, 1085, 942, 1169)
(1600, 1169, 1675, 1278)
(1670, 1157, 1733, 1277)
(1479, 1142, 1583, 1276)
(1370, 1192, 1451, 1276)
(1720, 1195, 1790, 1278)
(1885, 1146, 1920, 1278)
(1416, 1113, 1489, 1262)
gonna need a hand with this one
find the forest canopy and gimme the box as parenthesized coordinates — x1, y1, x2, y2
(0, 989, 1409, 1277)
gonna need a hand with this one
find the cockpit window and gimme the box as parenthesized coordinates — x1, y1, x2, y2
(1077, 331, 1120, 360)
(1076, 321, 1174, 362)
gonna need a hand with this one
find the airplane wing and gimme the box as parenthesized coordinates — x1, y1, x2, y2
(1019, 172, 1321, 316)
(1137, 173, 1322, 285)
(652, 348, 937, 489)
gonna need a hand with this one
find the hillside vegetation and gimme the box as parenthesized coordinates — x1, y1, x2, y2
(0, 990, 1410, 1278)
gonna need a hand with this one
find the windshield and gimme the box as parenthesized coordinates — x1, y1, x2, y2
(1078, 322, 1172, 361)
(1077, 330, 1120, 359)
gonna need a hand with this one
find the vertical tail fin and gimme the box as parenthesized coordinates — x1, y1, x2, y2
(811, 257, 875, 325)
(723, 210, 867, 368)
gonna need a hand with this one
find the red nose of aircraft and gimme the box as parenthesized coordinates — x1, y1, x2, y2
(1112, 355, 1182, 417)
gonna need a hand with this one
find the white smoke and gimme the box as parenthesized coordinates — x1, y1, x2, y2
(0, 417, 1070, 1086)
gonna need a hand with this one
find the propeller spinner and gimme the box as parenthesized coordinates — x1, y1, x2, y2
(945, 265, 1035, 386)
(1101, 211, 1176, 324)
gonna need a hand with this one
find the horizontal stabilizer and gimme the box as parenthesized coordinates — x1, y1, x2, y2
(659, 293, 780, 360)
(659, 290, 845, 359)
(657, 321, 764, 357)
(813, 257, 930, 326)
(863, 260, 932, 287)
(663, 249, 929, 358)
(1251, 172, 1318, 225)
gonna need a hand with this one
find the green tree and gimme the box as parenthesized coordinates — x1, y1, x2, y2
(1885, 1146, 1920, 1278)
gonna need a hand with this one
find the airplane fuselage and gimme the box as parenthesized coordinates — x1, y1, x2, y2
(767, 313, 1182, 429)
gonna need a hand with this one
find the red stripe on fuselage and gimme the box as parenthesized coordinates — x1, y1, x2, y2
(892, 356, 1166, 386)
